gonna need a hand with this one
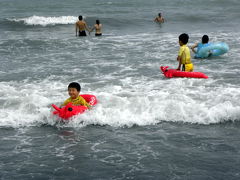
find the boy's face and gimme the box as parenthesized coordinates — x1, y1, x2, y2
(68, 88, 80, 99)
(179, 40, 183, 46)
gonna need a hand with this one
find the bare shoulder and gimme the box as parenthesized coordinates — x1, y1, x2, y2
(76, 21, 81, 25)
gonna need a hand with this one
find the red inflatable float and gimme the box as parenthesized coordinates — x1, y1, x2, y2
(52, 94, 97, 120)
(160, 66, 208, 79)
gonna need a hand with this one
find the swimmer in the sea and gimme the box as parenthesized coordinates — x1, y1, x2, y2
(154, 13, 165, 23)
(90, 19, 102, 36)
(75, 15, 91, 36)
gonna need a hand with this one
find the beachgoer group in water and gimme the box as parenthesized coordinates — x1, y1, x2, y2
(75, 15, 102, 36)
(75, 13, 219, 73)
(75, 12, 165, 36)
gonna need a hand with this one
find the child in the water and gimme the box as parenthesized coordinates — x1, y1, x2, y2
(176, 33, 194, 72)
(191, 35, 210, 58)
(61, 82, 90, 108)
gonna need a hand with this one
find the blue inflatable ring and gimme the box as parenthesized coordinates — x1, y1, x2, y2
(196, 42, 229, 58)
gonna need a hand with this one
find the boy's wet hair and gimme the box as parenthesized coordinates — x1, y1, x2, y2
(68, 82, 81, 92)
(96, 19, 100, 25)
(179, 33, 189, 44)
(202, 35, 209, 44)
(78, 15, 83, 20)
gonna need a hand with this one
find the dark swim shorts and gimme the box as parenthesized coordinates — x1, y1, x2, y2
(79, 31, 87, 36)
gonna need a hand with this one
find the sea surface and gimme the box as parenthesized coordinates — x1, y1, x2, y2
(0, 0, 240, 179)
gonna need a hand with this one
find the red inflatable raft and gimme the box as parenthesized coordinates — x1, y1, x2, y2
(160, 66, 208, 79)
(52, 94, 97, 120)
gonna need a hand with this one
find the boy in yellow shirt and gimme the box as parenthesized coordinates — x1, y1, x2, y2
(61, 82, 90, 108)
(176, 33, 194, 72)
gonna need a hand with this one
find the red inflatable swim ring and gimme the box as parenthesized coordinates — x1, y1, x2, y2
(160, 66, 208, 79)
(52, 94, 97, 120)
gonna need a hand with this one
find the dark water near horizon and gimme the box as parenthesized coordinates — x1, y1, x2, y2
(0, 0, 240, 179)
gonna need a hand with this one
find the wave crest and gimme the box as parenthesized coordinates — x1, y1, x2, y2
(9, 15, 78, 26)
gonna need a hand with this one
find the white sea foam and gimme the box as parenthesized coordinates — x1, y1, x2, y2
(0, 32, 239, 128)
(10, 15, 78, 26)
(0, 76, 240, 128)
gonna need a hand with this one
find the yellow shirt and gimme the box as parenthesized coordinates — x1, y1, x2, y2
(178, 45, 191, 64)
(62, 96, 90, 108)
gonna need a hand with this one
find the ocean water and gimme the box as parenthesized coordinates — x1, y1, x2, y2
(0, 0, 240, 179)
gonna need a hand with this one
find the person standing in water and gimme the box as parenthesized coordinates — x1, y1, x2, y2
(154, 13, 165, 23)
(75, 15, 91, 36)
(176, 33, 193, 72)
(91, 19, 102, 36)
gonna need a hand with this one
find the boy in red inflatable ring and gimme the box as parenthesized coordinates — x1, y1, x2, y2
(61, 82, 90, 108)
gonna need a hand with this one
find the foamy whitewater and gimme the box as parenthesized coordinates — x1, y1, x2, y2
(1, 0, 240, 179)
(11, 16, 78, 26)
